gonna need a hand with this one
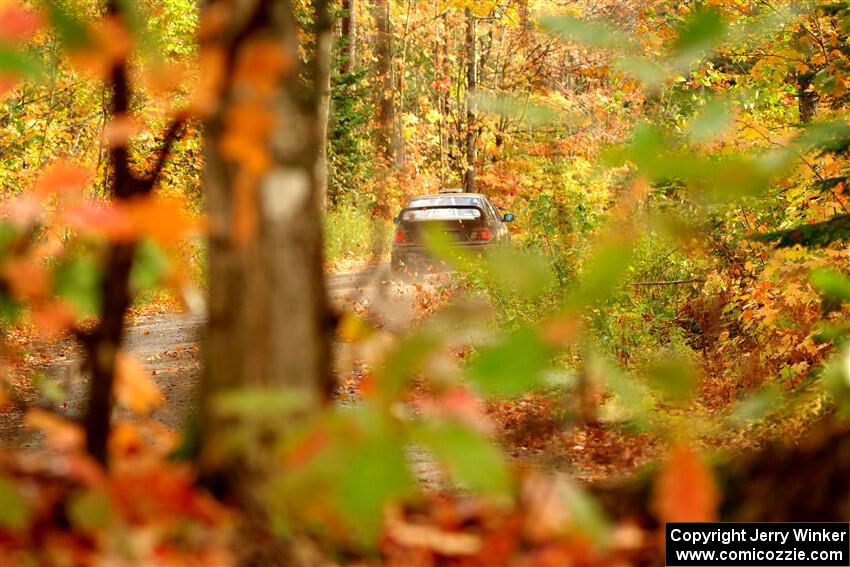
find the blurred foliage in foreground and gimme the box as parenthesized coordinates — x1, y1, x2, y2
(2, 0, 850, 565)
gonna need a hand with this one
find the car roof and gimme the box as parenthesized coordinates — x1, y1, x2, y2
(407, 193, 489, 201)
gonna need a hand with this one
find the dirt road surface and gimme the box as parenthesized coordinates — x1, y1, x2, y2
(1, 265, 453, 486)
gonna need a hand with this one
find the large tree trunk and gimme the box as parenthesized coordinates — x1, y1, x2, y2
(198, 0, 333, 500)
(464, 7, 477, 193)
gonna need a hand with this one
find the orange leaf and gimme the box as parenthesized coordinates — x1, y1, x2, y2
(124, 195, 198, 244)
(34, 160, 92, 197)
(60, 202, 135, 241)
(2, 257, 51, 301)
(4, 193, 43, 225)
(25, 408, 84, 451)
(115, 353, 163, 414)
(654, 445, 718, 523)
(68, 16, 133, 79)
(234, 39, 293, 94)
(30, 300, 77, 340)
(0, 74, 19, 97)
(190, 47, 225, 116)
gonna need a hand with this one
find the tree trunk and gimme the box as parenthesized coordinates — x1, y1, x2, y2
(316, 11, 333, 211)
(464, 7, 477, 193)
(372, 0, 401, 167)
(198, 0, 333, 499)
(798, 73, 818, 124)
(340, 0, 356, 75)
(83, 1, 185, 467)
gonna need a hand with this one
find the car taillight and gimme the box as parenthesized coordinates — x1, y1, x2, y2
(471, 228, 491, 241)
(394, 230, 405, 244)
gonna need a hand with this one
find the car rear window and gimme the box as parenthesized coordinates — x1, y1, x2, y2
(401, 207, 482, 221)
(408, 197, 483, 208)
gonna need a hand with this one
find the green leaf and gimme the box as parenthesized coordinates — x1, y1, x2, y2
(0, 475, 29, 530)
(823, 349, 850, 410)
(614, 56, 669, 86)
(0, 220, 19, 256)
(559, 477, 609, 541)
(673, 8, 726, 58)
(467, 327, 551, 396)
(213, 387, 313, 420)
(380, 330, 442, 400)
(0, 291, 20, 325)
(0, 46, 44, 79)
(484, 247, 554, 299)
(727, 386, 783, 424)
(336, 411, 414, 542)
(811, 269, 850, 304)
(592, 354, 654, 429)
(570, 238, 635, 307)
(131, 239, 170, 293)
(688, 99, 732, 143)
(413, 421, 511, 496)
(43, 0, 91, 50)
(32, 373, 64, 403)
(472, 92, 565, 126)
(646, 356, 697, 404)
(54, 255, 101, 315)
(68, 489, 113, 532)
(539, 15, 633, 50)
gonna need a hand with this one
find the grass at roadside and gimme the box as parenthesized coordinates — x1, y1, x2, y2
(325, 205, 391, 267)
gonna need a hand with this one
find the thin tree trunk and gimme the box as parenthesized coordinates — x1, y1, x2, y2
(372, 0, 401, 167)
(83, 1, 185, 467)
(316, 11, 333, 211)
(340, 0, 356, 74)
(798, 73, 818, 124)
(435, 7, 446, 186)
(198, 0, 334, 510)
(464, 7, 477, 193)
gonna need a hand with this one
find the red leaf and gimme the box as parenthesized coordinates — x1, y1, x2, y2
(654, 445, 719, 523)
(0, 2, 43, 43)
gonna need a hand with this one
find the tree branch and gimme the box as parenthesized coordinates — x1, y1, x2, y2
(145, 114, 187, 191)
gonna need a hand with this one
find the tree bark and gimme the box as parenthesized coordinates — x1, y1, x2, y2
(315, 6, 333, 211)
(464, 7, 477, 193)
(198, 0, 333, 492)
(798, 73, 818, 124)
(372, 0, 401, 167)
(83, 1, 185, 467)
(340, 0, 356, 75)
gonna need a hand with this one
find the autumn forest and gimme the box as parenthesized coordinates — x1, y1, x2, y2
(2, 0, 850, 565)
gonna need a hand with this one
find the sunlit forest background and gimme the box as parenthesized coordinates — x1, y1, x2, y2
(2, 0, 850, 565)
